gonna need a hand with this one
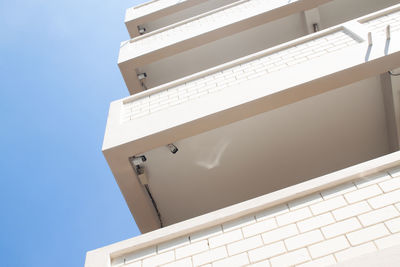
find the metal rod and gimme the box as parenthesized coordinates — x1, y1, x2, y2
(368, 32, 373, 46)
(386, 25, 391, 40)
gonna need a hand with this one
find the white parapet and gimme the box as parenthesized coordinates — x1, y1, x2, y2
(121, 29, 358, 123)
(122, 0, 303, 62)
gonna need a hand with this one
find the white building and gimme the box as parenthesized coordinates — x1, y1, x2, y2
(86, 0, 400, 266)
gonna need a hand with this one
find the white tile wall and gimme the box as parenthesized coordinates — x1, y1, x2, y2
(308, 236, 350, 259)
(192, 247, 227, 266)
(296, 255, 335, 267)
(310, 196, 347, 215)
(247, 241, 286, 263)
(385, 217, 400, 233)
(379, 178, 400, 192)
(344, 185, 382, 203)
(242, 218, 277, 238)
(363, 9, 400, 36)
(276, 207, 312, 226)
(208, 229, 243, 248)
(375, 232, 400, 249)
(346, 224, 389, 246)
(121, 29, 358, 123)
(320, 218, 361, 238)
(212, 252, 249, 267)
(332, 201, 371, 221)
(334, 242, 376, 262)
(227, 235, 263, 256)
(113, 167, 400, 267)
(269, 248, 310, 267)
(353, 172, 390, 188)
(297, 213, 334, 233)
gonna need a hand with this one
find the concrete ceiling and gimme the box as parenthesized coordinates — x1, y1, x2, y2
(141, 75, 390, 226)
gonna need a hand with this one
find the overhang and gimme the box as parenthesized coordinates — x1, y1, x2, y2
(104, 6, 400, 232)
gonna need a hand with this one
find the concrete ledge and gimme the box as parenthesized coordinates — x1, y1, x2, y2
(125, 0, 207, 38)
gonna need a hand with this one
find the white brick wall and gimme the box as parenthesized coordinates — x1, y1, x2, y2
(112, 165, 400, 267)
(363, 9, 400, 35)
(121, 29, 358, 122)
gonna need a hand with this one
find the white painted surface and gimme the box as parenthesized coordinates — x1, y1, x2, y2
(86, 152, 400, 267)
(131, 0, 239, 37)
(134, 12, 308, 90)
(118, 75, 390, 226)
(120, 0, 397, 93)
(122, 0, 301, 62)
(87, 2, 400, 267)
(126, 0, 191, 22)
(319, 0, 399, 30)
(103, 165, 400, 267)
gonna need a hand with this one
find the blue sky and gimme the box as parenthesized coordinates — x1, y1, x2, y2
(0, 0, 146, 266)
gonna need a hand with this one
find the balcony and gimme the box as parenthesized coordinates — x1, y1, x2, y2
(119, 0, 398, 94)
(125, 0, 239, 38)
(86, 151, 400, 267)
(104, 4, 400, 233)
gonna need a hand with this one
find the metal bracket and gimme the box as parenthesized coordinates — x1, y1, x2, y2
(386, 25, 391, 40)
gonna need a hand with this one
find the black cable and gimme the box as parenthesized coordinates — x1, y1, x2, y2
(141, 81, 148, 90)
(129, 157, 163, 227)
(144, 184, 163, 227)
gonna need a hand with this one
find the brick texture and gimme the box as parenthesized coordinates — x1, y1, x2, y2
(363, 9, 400, 36)
(121, 29, 357, 122)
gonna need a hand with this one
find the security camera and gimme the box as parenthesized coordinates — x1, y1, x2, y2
(137, 73, 147, 80)
(138, 26, 146, 35)
(167, 143, 178, 154)
(130, 155, 147, 166)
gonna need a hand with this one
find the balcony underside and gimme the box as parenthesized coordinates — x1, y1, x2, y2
(104, 6, 400, 232)
(132, 74, 396, 226)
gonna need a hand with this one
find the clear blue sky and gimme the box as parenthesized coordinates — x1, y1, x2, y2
(0, 0, 146, 266)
